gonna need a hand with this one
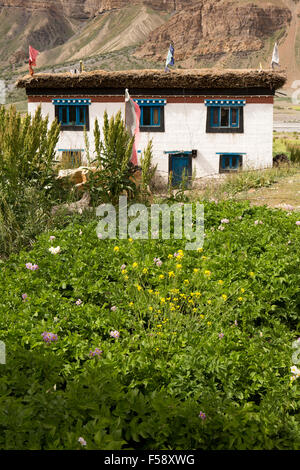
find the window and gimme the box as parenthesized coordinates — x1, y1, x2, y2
(53, 99, 91, 131)
(134, 99, 166, 132)
(55, 105, 89, 130)
(60, 150, 82, 169)
(219, 154, 243, 173)
(205, 99, 245, 133)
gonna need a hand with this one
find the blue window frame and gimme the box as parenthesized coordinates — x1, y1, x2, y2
(210, 107, 240, 128)
(140, 106, 161, 127)
(134, 99, 166, 132)
(55, 105, 89, 128)
(219, 154, 243, 172)
(53, 99, 91, 131)
(205, 99, 245, 134)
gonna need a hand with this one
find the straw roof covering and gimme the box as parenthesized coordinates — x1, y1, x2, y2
(16, 68, 286, 91)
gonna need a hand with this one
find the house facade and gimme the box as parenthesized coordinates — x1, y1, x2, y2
(17, 69, 286, 185)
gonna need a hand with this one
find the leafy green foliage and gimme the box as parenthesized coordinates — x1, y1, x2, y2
(87, 111, 137, 205)
(0, 201, 299, 449)
(0, 105, 62, 257)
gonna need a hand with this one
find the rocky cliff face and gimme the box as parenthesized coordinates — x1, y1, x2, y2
(135, 1, 292, 63)
(0, 0, 299, 86)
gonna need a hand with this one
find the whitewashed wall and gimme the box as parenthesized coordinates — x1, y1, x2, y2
(28, 100, 273, 180)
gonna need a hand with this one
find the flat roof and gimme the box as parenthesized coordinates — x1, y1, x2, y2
(16, 68, 286, 91)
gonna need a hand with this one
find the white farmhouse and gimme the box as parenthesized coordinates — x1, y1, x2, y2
(17, 69, 286, 186)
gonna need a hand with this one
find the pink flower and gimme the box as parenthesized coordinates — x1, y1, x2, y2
(221, 219, 229, 224)
(49, 236, 55, 241)
(296, 221, 300, 226)
(111, 306, 117, 311)
(254, 220, 263, 225)
(110, 330, 120, 339)
(42, 332, 58, 343)
(76, 299, 82, 305)
(219, 332, 224, 339)
(121, 264, 126, 270)
(218, 225, 224, 231)
(89, 348, 103, 357)
(22, 293, 28, 301)
(26, 263, 39, 271)
(78, 437, 87, 446)
(199, 411, 206, 420)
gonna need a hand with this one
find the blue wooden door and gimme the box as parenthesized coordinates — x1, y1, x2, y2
(170, 154, 191, 187)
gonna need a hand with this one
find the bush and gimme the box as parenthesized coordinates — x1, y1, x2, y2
(0, 201, 299, 449)
(86, 110, 137, 206)
(0, 105, 61, 257)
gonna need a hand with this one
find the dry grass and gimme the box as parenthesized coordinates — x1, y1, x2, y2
(16, 68, 287, 91)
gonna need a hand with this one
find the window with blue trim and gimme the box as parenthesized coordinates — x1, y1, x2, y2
(53, 99, 90, 131)
(134, 99, 166, 132)
(219, 154, 243, 172)
(206, 99, 245, 133)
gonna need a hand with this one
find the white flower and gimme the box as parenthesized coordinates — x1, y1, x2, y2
(291, 365, 300, 376)
(49, 246, 61, 255)
(78, 437, 87, 446)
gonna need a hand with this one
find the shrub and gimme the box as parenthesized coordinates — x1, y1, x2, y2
(86, 111, 137, 206)
(0, 105, 61, 256)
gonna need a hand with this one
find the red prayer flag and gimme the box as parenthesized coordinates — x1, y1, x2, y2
(29, 46, 39, 67)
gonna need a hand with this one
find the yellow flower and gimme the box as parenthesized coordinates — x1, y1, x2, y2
(129, 302, 134, 307)
(121, 269, 127, 275)
(176, 264, 182, 269)
(218, 280, 224, 285)
(155, 348, 159, 351)
(154, 315, 158, 318)
(241, 288, 245, 293)
(148, 289, 153, 294)
(156, 324, 162, 328)
(207, 321, 212, 326)
(159, 274, 165, 280)
(168, 254, 173, 259)
(197, 248, 203, 253)
(222, 294, 228, 301)
(143, 268, 148, 274)
(249, 272, 255, 277)
(202, 256, 208, 260)
(136, 285, 142, 291)
(149, 306, 153, 311)
(195, 292, 201, 297)
(204, 270, 211, 276)
(160, 298, 166, 303)
(207, 300, 211, 305)
(113, 246, 119, 252)
(193, 308, 197, 312)
(200, 314, 205, 319)
(170, 307, 176, 311)
(184, 279, 189, 285)
(124, 275, 128, 280)
(168, 271, 175, 278)
(238, 297, 243, 301)
(128, 238, 133, 243)
(193, 268, 199, 273)
(132, 262, 138, 268)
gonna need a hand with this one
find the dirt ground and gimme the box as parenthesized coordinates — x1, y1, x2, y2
(235, 171, 300, 209)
